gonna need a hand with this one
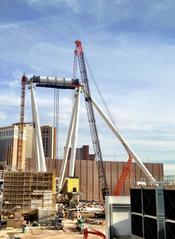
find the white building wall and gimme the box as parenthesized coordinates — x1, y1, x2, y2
(105, 196, 131, 238)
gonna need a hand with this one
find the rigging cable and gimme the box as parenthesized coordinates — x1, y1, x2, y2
(84, 54, 117, 127)
(53, 89, 60, 160)
(56, 89, 59, 159)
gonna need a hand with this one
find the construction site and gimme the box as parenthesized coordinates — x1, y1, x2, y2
(0, 40, 174, 239)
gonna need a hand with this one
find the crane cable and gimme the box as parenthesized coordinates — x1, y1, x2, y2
(54, 88, 59, 160)
(84, 54, 117, 127)
(84, 53, 133, 194)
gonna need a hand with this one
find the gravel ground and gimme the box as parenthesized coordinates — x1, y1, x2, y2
(0, 220, 106, 239)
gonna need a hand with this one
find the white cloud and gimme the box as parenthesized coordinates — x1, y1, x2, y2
(0, 112, 6, 120)
(26, 0, 80, 12)
(0, 23, 18, 31)
(0, 94, 19, 107)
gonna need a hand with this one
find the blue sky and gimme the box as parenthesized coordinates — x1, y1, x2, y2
(1, 0, 175, 174)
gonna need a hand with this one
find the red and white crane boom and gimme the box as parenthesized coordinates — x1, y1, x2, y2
(74, 40, 110, 199)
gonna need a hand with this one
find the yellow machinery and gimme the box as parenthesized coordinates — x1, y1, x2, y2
(58, 177, 80, 219)
(61, 177, 79, 194)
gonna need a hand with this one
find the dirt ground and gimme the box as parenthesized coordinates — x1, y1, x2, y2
(0, 220, 106, 239)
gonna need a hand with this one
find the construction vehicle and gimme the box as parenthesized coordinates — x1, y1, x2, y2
(74, 40, 156, 199)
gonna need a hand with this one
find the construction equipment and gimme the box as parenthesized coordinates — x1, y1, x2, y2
(74, 41, 155, 197)
(30, 81, 46, 172)
(54, 215, 64, 230)
(113, 155, 132, 196)
(76, 218, 84, 233)
(83, 228, 106, 239)
(24, 42, 156, 197)
(27, 76, 81, 172)
(74, 40, 109, 199)
(60, 177, 80, 194)
(30, 75, 80, 90)
(17, 75, 27, 171)
(28, 76, 81, 218)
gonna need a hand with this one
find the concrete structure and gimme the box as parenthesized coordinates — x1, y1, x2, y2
(41, 125, 56, 159)
(0, 123, 33, 170)
(3, 171, 55, 210)
(105, 196, 131, 238)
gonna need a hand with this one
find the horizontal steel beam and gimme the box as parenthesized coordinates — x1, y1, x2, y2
(28, 75, 80, 90)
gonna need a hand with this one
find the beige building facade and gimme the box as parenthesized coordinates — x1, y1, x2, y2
(0, 124, 56, 170)
(0, 123, 33, 170)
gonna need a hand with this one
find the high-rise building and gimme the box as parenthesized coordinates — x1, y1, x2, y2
(70, 145, 95, 161)
(0, 123, 56, 171)
(0, 123, 33, 170)
(41, 125, 56, 159)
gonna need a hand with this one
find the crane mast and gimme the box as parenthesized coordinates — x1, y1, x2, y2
(17, 75, 27, 171)
(74, 40, 109, 199)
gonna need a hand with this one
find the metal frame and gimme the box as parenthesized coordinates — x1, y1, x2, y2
(30, 82, 46, 172)
(27, 72, 156, 191)
(75, 40, 109, 199)
(58, 88, 81, 192)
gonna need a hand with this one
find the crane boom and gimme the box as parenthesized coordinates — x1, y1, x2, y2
(114, 156, 132, 196)
(74, 40, 109, 199)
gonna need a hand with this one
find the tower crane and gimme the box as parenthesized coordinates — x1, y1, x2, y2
(17, 75, 27, 171)
(113, 155, 132, 196)
(74, 40, 109, 199)
(74, 41, 156, 198)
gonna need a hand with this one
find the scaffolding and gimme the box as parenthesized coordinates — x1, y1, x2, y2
(3, 171, 56, 210)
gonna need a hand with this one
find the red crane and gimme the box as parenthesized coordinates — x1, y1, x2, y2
(113, 155, 132, 196)
(74, 40, 109, 199)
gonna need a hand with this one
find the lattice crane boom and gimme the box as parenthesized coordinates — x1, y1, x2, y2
(74, 40, 109, 199)
(113, 155, 132, 196)
(17, 75, 27, 171)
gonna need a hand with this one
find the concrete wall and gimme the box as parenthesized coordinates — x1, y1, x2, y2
(105, 196, 131, 238)
(26, 158, 164, 201)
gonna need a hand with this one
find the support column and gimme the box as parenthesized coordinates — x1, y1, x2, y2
(156, 187, 166, 239)
(83, 88, 156, 183)
(30, 82, 46, 172)
(58, 89, 79, 192)
(69, 88, 80, 177)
